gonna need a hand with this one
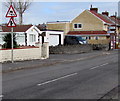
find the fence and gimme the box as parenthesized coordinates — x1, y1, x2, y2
(0, 42, 49, 62)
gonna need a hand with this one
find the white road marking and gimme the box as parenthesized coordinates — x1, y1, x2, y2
(90, 66, 100, 70)
(90, 63, 109, 70)
(100, 63, 108, 67)
(37, 73, 78, 86)
(0, 95, 3, 98)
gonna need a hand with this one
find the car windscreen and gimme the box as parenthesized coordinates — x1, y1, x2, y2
(76, 36, 86, 41)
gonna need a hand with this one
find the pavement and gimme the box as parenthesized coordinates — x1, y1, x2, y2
(1, 50, 118, 73)
(1, 50, 119, 100)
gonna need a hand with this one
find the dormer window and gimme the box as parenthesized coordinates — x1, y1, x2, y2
(74, 23, 82, 29)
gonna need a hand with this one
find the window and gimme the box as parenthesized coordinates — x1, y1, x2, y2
(17, 36, 25, 43)
(30, 34, 36, 42)
(74, 24, 82, 29)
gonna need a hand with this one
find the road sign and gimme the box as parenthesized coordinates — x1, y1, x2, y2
(7, 17, 16, 27)
(6, 5, 17, 17)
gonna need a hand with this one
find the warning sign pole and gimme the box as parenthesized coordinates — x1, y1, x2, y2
(11, 26, 14, 63)
(6, 4, 17, 63)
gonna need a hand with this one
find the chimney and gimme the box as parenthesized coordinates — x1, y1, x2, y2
(90, 7, 98, 13)
(102, 11, 109, 16)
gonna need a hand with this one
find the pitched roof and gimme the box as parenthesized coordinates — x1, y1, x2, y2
(1, 25, 33, 32)
(67, 31, 109, 35)
(89, 10, 115, 25)
(36, 24, 46, 31)
(109, 17, 120, 25)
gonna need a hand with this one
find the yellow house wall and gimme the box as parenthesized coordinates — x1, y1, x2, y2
(70, 10, 104, 31)
(47, 23, 65, 31)
(47, 22, 70, 36)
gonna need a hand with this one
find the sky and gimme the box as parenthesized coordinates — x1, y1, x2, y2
(0, 1, 119, 25)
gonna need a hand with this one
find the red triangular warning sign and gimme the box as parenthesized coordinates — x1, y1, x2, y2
(6, 5, 17, 17)
(7, 18, 16, 27)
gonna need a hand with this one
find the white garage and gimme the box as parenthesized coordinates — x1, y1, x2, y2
(41, 31, 64, 46)
(49, 34, 60, 46)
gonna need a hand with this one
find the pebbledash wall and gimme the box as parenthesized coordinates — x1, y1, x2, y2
(0, 43, 49, 62)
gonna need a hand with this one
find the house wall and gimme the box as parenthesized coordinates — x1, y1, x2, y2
(47, 23, 65, 31)
(16, 32, 26, 46)
(88, 39, 110, 44)
(26, 26, 39, 46)
(47, 22, 70, 35)
(70, 10, 104, 31)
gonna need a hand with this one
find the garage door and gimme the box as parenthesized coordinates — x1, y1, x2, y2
(49, 34, 59, 46)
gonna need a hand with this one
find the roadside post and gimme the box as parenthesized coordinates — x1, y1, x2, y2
(5, 5, 17, 63)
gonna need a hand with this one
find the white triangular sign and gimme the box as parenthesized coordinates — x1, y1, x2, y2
(7, 18, 16, 27)
(6, 5, 17, 17)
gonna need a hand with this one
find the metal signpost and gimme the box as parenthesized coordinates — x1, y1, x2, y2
(5, 5, 17, 63)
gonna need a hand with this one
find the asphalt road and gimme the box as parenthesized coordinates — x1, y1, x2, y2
(2, 51, 118, 100)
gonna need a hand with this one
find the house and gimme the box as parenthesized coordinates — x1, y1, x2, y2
(0, 24, 41, 46)
(0, 24, 64, 47)
(47, 6, 120, 49)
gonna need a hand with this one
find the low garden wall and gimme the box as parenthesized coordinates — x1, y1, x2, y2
(0, 43, 49, 62)
(50, 44, 110, 54)
(49, 44, 93, 54)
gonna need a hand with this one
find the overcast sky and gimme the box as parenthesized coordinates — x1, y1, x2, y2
(0, 1, 119, 25)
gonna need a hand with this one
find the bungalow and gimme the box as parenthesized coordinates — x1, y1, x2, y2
(47, 6, 120, 49)
(0, 24, 64, 47)
(0, 25, 40, 46)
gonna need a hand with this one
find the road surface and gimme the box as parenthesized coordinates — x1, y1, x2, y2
(2, 51, 118, 100)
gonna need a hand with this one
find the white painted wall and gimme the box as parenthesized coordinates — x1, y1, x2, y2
(0, 43, 49, 62)
(43, 31, 64, 46)
(26, 25, 41, 46)
(16, 32, 25, 46)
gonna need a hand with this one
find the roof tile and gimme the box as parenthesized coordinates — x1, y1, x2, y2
(2, 25, 33, 32)
(89, 10, 115, 24)
(67, 31, 109, 35)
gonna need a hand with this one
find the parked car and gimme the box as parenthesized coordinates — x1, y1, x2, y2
(64, 35, 87, 45)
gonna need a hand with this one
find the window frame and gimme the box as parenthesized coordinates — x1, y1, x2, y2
(73, 23, 82, 29)
(29, 34, 36, 42)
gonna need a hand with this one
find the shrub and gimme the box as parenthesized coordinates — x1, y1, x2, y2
(2, 33, 19, 49)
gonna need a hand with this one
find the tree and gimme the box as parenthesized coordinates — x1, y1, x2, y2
(2, 33, 18, 49)
(4, 0, 31, 25)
